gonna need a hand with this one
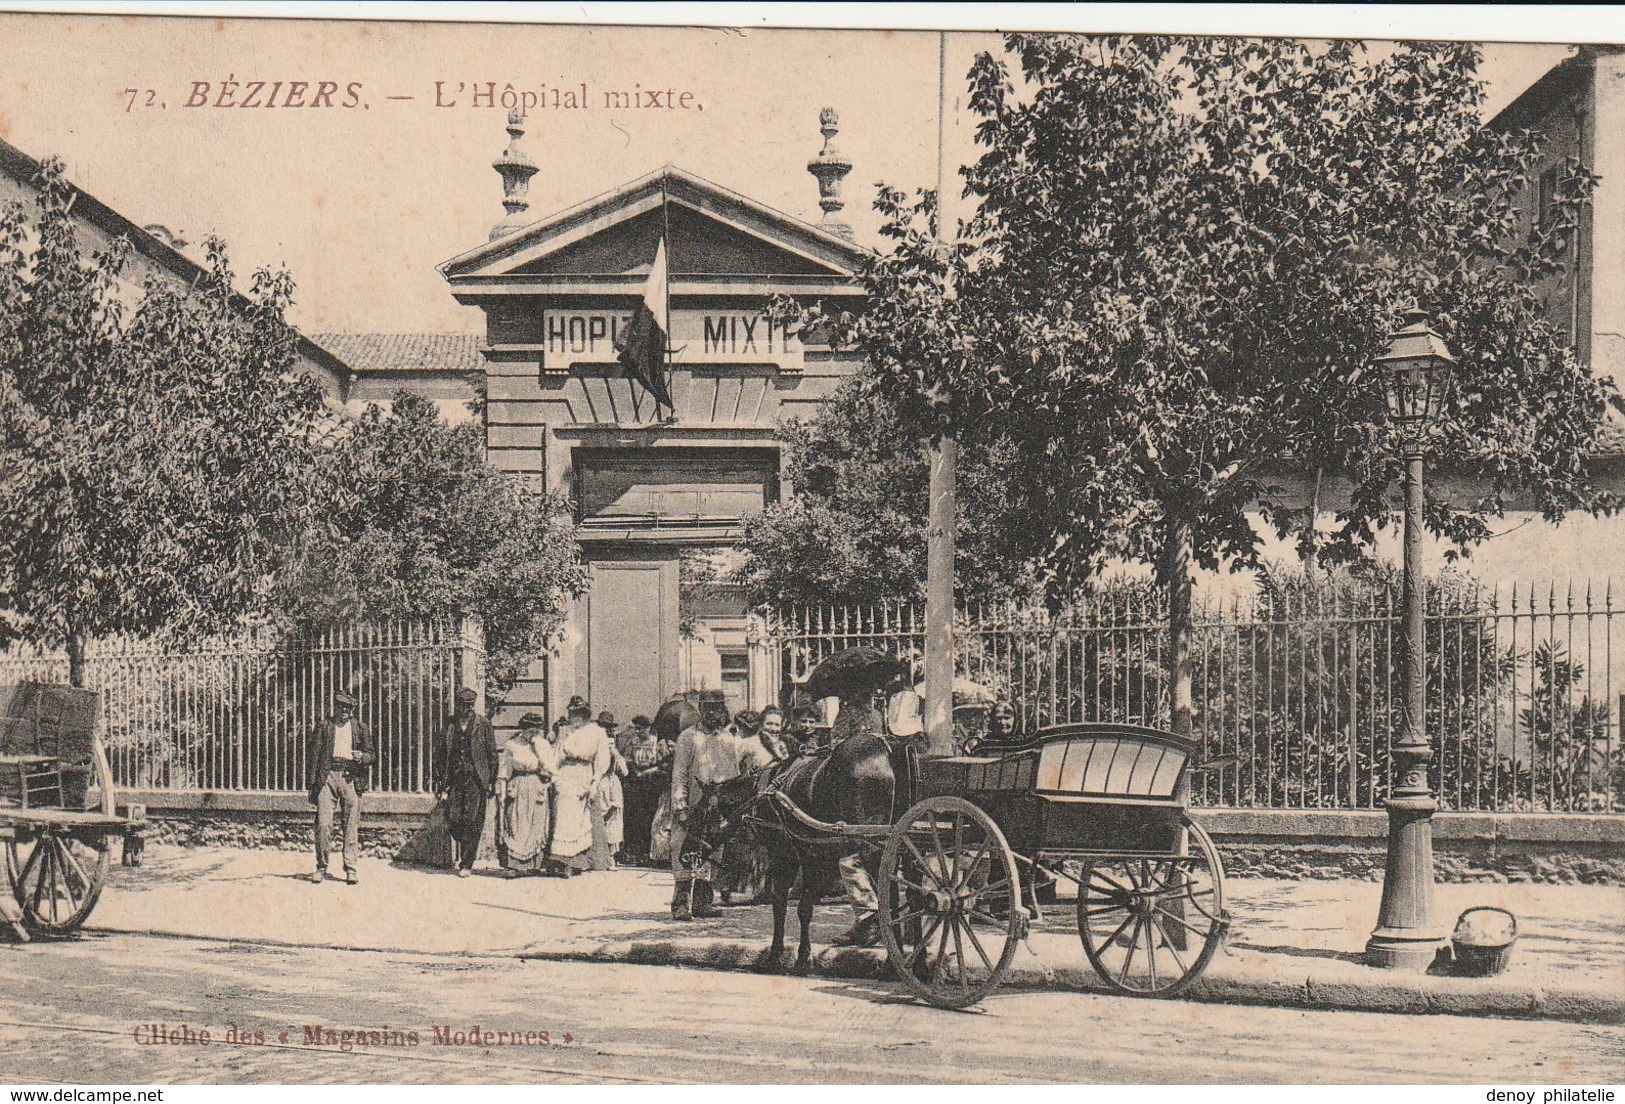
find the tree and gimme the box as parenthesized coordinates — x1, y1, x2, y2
(739, 381, 1060, 607)
(0, 159, 327, 685)
(274, 391, 586, 698)
(845, 36, 1618, 738)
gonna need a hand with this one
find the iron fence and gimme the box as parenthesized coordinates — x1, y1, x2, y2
(0, 619, 481, 794)
(766, 579, 1624, 814)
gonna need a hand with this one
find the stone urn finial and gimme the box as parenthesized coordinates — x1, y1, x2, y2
(490, 108, 539, 240)
(807, 107, 854, 242)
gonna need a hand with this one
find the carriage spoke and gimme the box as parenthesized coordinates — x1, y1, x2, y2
(1116, 916, 1144, 985)
(1088, 868, 1134, 897)
(950, 915, 968, 990)
(49, 838, 79, 911)
(927, 819, 949, 879)
(889, 869, 937, 898)
(1149, 910, 1191, 975)
(16, 840, 44, 906)
(901, 835, 945, 891)
(45, 841, 63, 923)
(1145, 917, 1160, 990)
(1150, 906, 1215, 940)
(56, 837, 91, 901)
(928, 915, 952, 989)
(976, 878, 1011, 899)
(964, 906, 1005, 928)
(907, 914, 945, 969)
(889, 904, 935, 927)
(960, 915, 996, 974)
(1098, 906, 1138, 953)
(28, 842, 51, 919)
(956, 838, 991, 893)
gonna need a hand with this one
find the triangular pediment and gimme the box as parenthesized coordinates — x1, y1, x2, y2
(441, 166, 867, 283)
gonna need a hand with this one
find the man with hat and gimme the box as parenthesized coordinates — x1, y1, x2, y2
(306, 689, 375, 885)
(668, 691, 739, 920)
(434, 687, 499, 877)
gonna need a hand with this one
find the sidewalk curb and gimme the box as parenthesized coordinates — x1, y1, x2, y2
(515, 937, 1625, 1025)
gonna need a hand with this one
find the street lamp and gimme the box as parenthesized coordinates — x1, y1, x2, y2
(1366, 305, 1456, 971)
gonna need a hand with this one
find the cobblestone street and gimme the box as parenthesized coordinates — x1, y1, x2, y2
(2, 932, 1621, 1084)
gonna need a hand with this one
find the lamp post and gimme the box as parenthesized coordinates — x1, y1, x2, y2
(1365, 305, 1456, 971)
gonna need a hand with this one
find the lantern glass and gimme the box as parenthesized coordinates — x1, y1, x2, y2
(1375, 307, 1455, 430)
(1384, 360, 1447, 424)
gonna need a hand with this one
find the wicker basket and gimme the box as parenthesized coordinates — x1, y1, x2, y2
(1450, 906, 1518, 977)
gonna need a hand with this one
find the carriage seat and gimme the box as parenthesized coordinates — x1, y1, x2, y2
(0, 683, 101, 811)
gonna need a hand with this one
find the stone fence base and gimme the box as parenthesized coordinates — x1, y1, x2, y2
(123, 793, 1625, 884)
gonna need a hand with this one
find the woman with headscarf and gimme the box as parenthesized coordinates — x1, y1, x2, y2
(496, 712, 556, 878)
(551, 696, 614, 874)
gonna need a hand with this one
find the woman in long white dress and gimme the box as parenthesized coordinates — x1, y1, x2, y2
(551, 698, 614, 874)
(497, 712, 556, 877)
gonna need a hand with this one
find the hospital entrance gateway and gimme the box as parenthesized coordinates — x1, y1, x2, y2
(441, 113, 867, 732)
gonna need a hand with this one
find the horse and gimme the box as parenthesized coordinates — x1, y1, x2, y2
(691, 729, 914, 976)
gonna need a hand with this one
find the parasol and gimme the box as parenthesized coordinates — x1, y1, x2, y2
(651, 691, 727, 740)
(651, 695, 700, 741)
(803, 647, 910, 701)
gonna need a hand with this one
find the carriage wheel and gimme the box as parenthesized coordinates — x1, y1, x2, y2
(1076, 818, 1226, 997)
(879, 796, 1024, 1009)
(6, 828, 111, 937)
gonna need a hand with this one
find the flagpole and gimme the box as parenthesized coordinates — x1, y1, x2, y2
(660, 175, 673, 420)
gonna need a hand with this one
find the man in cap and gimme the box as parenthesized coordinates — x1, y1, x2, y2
(306, 689, 375, 885)
(434, 687, 498, 877)
(668, 691, 739, 920)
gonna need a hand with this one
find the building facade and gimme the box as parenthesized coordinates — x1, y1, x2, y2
(1488, 44, 1625, 392)
(0, 137, 354, 401)
(441, 113, 867, 730)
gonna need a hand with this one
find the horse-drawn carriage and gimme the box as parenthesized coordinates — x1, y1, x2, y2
(696, 647, 1229, 1008)
(0, 682, 145, 940)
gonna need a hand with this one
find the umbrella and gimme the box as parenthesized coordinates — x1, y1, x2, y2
(803, 647, 910, 701)
(651, 695, 701, 741)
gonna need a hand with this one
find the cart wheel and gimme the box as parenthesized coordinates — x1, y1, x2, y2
(6, 828, 111, 937)
(879, 796, 1023, 1009)
(1077, 818, 1226, 997)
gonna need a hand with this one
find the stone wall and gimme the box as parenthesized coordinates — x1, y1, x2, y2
(132, 804, 1625, 884)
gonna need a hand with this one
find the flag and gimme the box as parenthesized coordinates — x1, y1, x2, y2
(617, 237, 673, 409)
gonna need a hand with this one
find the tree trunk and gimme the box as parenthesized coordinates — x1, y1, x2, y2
(924, 436, 958, 758)
(66, 629, 87, 689)
(1301, 466, 1324, 574)
(1159, 512, 1194, 744)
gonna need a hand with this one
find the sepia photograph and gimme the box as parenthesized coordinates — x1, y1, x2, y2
(0, 2, 1620, 1089)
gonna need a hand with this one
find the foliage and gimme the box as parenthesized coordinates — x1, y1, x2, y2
(775, 35, 1620, 746)
(273, 391, 586, 699)
(0, 158, 327, 682)
(1517, 643, 1619, 811)
(796, 37, 1619, 603)
(739, 382, 1065, 607)
(946, 35, 1618, 577)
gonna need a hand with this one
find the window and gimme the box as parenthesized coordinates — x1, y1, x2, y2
(1537, 166, 1563, 227)
(719, 649, 750, 714)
